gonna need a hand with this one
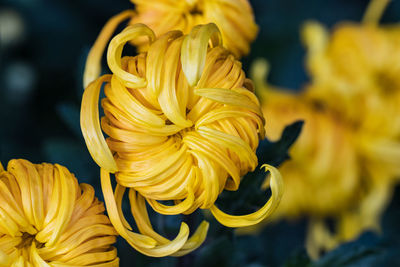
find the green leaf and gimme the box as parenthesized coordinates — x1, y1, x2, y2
(258, 120, 304, 167)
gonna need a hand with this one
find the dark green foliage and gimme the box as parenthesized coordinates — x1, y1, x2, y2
(258, 120, 304, 167)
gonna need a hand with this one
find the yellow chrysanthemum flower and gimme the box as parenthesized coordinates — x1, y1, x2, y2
(129, 0, 258, 57)
(83, 0, 258, 87)
(254, 77, 358, 221)
(0, 159, 119, 266)
(247, 0, 400, 259)
(81, 23, 283, 257)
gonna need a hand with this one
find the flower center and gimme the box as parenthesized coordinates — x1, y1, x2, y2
(375, 71, 397, 94)
(16, 232, 44, 250)
(172, 126, 194, 148)
(185, 0, 203, 16)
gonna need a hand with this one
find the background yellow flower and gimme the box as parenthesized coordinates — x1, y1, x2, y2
(129, 0, 258, 57)
(248, 0, 400, 259)
(0, 159, 119, 266)
(257, 84, 359, 220)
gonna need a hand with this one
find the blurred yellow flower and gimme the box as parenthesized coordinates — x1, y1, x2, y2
(254, 75, 358, 221)
(83, 0, 258, 87)
(247, 0, 400, 258)
(129, 0, 258, 57)
(81, 23, 283, 257)
(0, 159, 119, 266)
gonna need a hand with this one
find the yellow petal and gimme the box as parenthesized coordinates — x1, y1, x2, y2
(194, 87, 262, 116)
(107, 24, 155, 88)
(0, 249, 11, 266)
(362, 0, 392, 25)
(83, 10, 136, 87)
(81, 75, 118, 173)
(181, 23, 222, 86)
(210, 164, 283, 227)
(129, 189, 209, 257)
(100, 168, 157, 249)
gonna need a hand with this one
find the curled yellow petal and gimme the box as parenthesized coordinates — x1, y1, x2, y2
(100, 168, 157, 249)
(129, 189, 209, 257)
(194, 87, 262, 116)
(81, 75, 117, 173)
(107, 24, 155, 88)
(84, 10, 136, 87)
(181, 23, 222, 86)
(210, 164, 283, 227)
(171, 221, 209, 257)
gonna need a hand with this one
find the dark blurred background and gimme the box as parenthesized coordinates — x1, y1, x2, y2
(1, 0, 400, 266)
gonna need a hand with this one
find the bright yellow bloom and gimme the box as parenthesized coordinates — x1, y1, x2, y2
(248, 0, 400, 259)
(81, 23, 283, 257)
(0, 159, 119, 266)
(83, 0, 258, 87)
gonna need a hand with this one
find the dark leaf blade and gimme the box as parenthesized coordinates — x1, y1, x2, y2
(258, 120, 304, 167)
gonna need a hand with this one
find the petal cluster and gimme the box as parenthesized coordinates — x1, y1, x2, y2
(81, 23, 283, 257)
(0, 159, 119, 266)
